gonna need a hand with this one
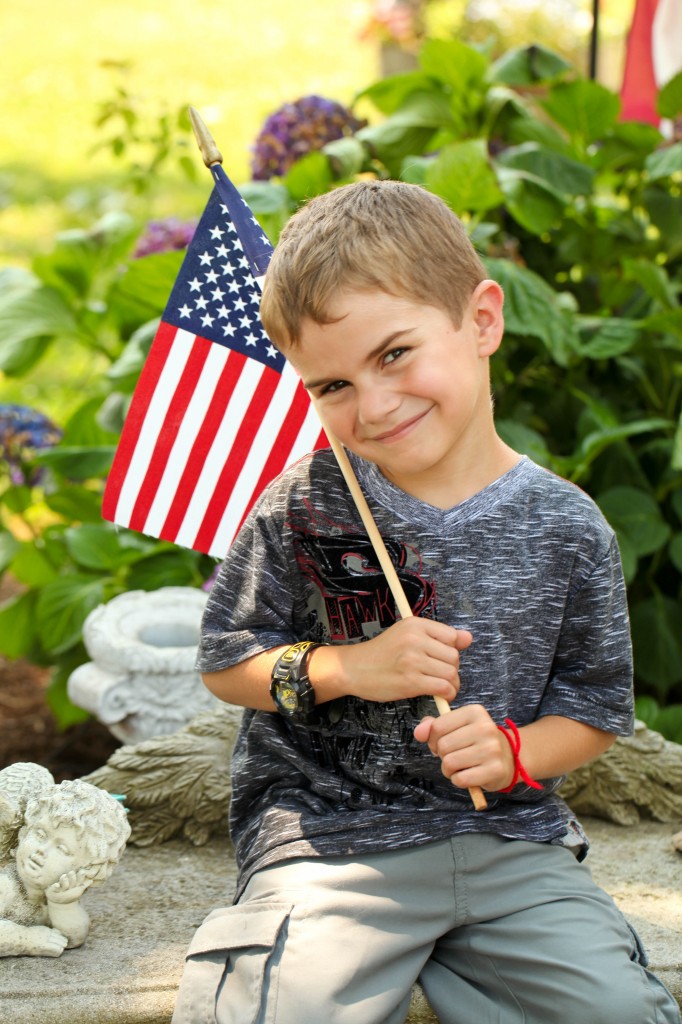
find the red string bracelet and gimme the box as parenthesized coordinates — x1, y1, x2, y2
(497, 718, 544, 792)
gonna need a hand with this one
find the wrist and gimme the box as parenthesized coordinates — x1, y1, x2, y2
(307, 643, 354, 702)
(496, 719, 544, 793)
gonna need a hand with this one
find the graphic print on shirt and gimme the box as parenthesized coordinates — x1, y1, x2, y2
(285, 500, 442, 809)
(288, 499, 436, 642)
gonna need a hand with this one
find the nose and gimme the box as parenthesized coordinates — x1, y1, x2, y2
(356, 382, 400, 427)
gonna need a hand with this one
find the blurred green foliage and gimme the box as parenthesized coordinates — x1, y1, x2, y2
(1, 39, 681, 737)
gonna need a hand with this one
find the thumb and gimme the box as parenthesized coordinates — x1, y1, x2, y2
(414, 717, 436, 744)
(454, 628, 473, 651)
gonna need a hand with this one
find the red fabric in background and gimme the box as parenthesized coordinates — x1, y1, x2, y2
(620, 0, 660, 125)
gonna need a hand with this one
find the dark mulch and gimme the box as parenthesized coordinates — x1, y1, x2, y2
(0, 656, 120, 783)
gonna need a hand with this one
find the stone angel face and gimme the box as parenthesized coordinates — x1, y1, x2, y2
(0, 767, 131, 957)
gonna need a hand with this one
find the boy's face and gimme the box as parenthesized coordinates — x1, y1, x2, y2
(291, 285, 503, 502)
(16, 818, 85, 892)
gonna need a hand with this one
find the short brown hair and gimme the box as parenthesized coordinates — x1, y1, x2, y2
(260, 179, 487, 349)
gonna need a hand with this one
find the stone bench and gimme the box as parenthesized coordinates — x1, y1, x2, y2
(2, 818, 680, 1024)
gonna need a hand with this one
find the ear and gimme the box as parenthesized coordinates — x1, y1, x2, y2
(469, 279, 504, 358)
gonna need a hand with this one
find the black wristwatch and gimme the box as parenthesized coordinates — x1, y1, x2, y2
(270, 641, 321, 718)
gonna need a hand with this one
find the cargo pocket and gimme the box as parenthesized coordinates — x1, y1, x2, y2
(172, 901, 293, 1024)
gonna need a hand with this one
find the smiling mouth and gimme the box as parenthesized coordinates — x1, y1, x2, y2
(371, 410, 430, 443)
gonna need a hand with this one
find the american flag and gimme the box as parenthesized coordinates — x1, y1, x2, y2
(102, 164, 327, 558)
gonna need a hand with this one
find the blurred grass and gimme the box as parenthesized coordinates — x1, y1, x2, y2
(0, 0, 376, 265)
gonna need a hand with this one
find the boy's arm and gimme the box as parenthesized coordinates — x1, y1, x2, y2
(202, 618, 473, 710)
(414, 706, 615, 793)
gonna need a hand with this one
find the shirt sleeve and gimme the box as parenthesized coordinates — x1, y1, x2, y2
(537, 535, 635, 736)
(196, 494, 298, 673)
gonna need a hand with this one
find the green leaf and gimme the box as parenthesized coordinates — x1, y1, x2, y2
(495, 420, 552, 467)
(631, 595, 682, 692)
(44, 484, 107, 524)
(237, 182, 291, 245)
(571, 419, 673, 476)
(672, 488, 682, 525)
(35, 574, 107, 655)
(541, 80, 620, 145)
(0, 591, 37, 659)
(0, 285, 78, 375)
(419, 38, 488, 93)
(45, 654, 91, 729)
(641, 307, 682, 340)
(576, 317, 641, 359)
(107, 318, 159, 388)
(644, 141, 682, 181)
(495, 166, 565, 234)
(322, 136, 367, 178)
(613, 533, 638, 584)
(653, 704, 682, 744)
(495, 143, 594, 198)
(356, 91, 453, 167)
(657, 69, 682, 120)
(356, 71, 435, 116)
(485, 258, 579, 367)
(33, 445, 116, 480)
(597, 486, 671, 557)
(426, 139, 504, 215)
(108, 250, 184, 319)
(673, 409, 682, 471)
(125, 550, 200, 590)
(283, 151, 333, 203)
(64, 523, 152, 570)
(0, 532, 20, 572)
(0, 486, 33, 514)
(622, 258, 678, 309)
(62, 396, 119, 447)
(634, 694, 660, 728)
(10, 542, 60, 587)
(489, 44, 572, 86)
(644, 186, 682, 258)
(669, 533, 682, 573)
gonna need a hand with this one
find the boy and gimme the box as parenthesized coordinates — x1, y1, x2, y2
(173, 181, 681, 1023)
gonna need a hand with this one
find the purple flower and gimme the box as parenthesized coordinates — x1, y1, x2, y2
(133, 218, 198, 258)
(250, 95, 366, 181)
(0, 404, 62, 486)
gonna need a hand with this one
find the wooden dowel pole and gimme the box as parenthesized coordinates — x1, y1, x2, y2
(312, 402, 487, 812)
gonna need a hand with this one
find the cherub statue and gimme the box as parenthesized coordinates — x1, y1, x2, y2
(0, 768, 131, 957)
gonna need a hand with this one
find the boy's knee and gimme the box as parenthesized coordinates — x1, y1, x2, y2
(567, 969, 681, 1024)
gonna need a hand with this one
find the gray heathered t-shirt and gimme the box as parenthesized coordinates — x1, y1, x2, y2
(197, 452, 634, 896)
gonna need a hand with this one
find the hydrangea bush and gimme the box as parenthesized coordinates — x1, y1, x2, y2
(250, 95, 366, 180)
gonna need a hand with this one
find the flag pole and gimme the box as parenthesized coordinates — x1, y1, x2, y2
(188, 108, 487, 812)
(189, 106, 223, 167)
(312, 403, 487, 812)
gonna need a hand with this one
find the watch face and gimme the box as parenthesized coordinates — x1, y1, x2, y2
(275, 683, 299, 713)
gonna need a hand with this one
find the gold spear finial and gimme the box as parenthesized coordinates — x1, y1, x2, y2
(189, 107, 223, 168)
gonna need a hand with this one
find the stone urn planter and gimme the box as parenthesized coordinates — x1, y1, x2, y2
(68, 587, 219, 744)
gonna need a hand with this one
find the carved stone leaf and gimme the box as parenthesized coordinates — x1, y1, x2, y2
(126, 807, 184, 847)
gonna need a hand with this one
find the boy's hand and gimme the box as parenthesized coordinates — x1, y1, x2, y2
(414, 703, 515, 792)
(337, 618, 472, 704)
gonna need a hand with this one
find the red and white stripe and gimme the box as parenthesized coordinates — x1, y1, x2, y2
(102, 322, 326, 558)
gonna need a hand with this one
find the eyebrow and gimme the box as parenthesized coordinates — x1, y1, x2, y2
(303, 328, 414, 390)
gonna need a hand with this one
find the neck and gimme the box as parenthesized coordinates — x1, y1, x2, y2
(384, 433, 521, 509)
